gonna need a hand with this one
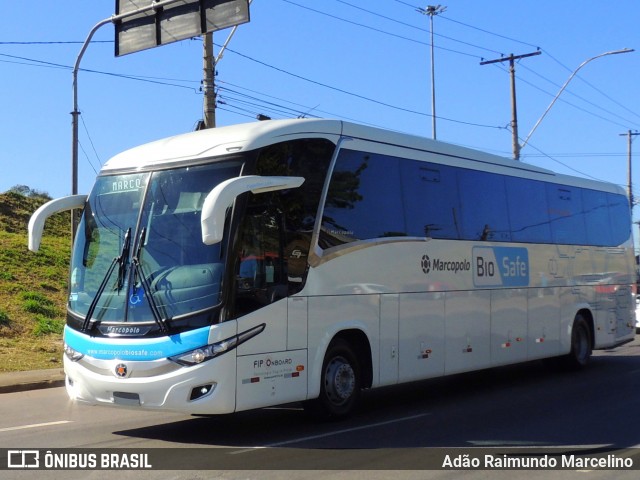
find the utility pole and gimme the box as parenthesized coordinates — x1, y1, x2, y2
(202, 32, 216, 129)
(480, 51, 541, 160)
(620, 130, 640, 211)
(200, 0, 253, 130)
(419, 5, 446, 140)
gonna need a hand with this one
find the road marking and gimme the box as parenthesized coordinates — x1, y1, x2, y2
(230, 413, 430, 454)
(0, 420, 72, 433)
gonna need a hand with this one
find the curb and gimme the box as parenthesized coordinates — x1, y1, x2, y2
(0, 368, 65, 394)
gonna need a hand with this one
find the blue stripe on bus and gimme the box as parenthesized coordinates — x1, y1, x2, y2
(63, 325, 211, 361)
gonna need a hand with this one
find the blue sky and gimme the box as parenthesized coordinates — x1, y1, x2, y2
(1, 1, 639, 221)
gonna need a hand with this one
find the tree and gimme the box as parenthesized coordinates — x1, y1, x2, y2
(7, 185, 51, 201)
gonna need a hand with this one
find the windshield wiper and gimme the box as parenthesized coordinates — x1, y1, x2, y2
(132, 228, 169, 333)
(81, 228, 131, 332)
(116, 228, 131, 291)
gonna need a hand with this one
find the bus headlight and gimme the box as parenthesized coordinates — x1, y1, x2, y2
(169, 323, 265, 367)
(64, 343, 85, 362)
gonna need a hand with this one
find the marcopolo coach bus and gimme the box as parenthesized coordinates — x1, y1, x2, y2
(29, 119, 636, 418)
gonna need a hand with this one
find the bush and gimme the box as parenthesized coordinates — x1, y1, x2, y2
(0, 309, 9, 326)
(33, 315, 64, 336)
(0, 271, 14, 281)
(7, 184, 51, 201)
(21, 291, 59, 318)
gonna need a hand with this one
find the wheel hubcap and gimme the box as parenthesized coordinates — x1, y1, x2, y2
(325, 356, 355, 405)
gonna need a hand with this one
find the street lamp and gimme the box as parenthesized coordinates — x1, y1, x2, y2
(419, 5, 446, 140)
(520, 48, 634, 151)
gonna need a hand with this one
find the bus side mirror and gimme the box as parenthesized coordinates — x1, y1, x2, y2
(28, 194, 87, 252)
(201, 176, 305, 245)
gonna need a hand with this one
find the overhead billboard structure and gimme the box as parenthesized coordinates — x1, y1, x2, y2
(115, 0, 250, 56)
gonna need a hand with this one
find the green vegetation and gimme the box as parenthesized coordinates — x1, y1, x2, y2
(0, 189, 71, 372)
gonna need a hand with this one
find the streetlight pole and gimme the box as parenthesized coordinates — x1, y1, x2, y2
(520, 48, 634, 152)
(70, 0, 187, 241)
(420, 5, 446, 140)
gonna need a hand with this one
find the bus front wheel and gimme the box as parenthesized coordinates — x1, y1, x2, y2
(305, 338, 361, 419)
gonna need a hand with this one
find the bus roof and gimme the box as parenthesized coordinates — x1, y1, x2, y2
(102, 119, 343, 172)
(101, 118, 624, 194)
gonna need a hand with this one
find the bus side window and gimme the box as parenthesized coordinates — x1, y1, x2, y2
(458, 169, 511, 242)
(234, 204, 288, 317)
(401, 160, 461, 239)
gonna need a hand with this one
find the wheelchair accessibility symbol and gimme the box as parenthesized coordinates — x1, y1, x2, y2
(129, 293, 142, 305)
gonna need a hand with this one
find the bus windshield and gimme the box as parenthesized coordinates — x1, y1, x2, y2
(69, 161, 242, 328)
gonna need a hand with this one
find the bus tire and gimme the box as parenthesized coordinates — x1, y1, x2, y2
(565, 314, 592, 369)
(305, 338, 361, 419)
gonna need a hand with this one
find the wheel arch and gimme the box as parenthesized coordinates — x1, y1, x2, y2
(307, 325, 374, 400)
(331, 328, 373, 389)
(576, 308, 595, 349)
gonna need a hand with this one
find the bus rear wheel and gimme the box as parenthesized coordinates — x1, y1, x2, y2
(566, 314, 592, 369)
(305, 338, 361, 419)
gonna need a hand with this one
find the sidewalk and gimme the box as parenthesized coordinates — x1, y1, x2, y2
(0, 368, 65, 394)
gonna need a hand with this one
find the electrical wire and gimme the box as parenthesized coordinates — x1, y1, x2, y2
(216, 43, 506, 130)
(282, 0, 482, 59)
(489, 62, 635, 131)
(335, 0, 504, 56)
(80, 114, 102, 170)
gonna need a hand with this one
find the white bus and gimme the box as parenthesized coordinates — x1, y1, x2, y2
(29, 119, 636, 418)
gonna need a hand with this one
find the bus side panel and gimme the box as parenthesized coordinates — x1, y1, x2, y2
(234, 298, 309, 411)
(593, 291, 618, 348)
(235, 349, 308, 412)
(527, 287, 561, 359)
(398, 292, 445, 383)
(287, 296, 308, 351)
(490, 288, 528, 366)
(613, 285, 635, 342)
(307, 295, 379, 399)
(379, 294, 399, 386)
(444, 290, 491, 375)
(236, 300, 288, 355)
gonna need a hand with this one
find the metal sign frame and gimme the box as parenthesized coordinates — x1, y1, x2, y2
(115, 0, 250, 56)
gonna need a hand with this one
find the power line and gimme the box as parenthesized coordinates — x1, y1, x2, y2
(281, 1, 636, 135)
(490, 62, 637, 131)
(517, 62, 639, 128)
(335, 0, 504, 56)
(392, 0, 540, 50)
(79, 114, 102, 170)
(0, 40, 112, 45)
(389, 0, 638, 130)
(282, 0, 481, 59)
(217, 43, 506, 130)
(0, 52, 200, 92)
(218, 80, 403, 129)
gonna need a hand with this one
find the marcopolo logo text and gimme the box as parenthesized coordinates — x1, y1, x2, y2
(421, 254, 471, 275)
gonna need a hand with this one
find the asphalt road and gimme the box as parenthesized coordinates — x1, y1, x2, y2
(2, 338, 640, 479)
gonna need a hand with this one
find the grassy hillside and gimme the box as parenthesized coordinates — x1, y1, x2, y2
(0, 191, 71, 372)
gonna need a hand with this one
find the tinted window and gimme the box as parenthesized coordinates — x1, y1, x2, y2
(458, 169, 511, 242)
(547, 185, 586, 244)
(319, 147, 630, 249)
(233, 139, 335, 316)
(402, 161, 461, 239)
(608, 193, 631, 246)
(506, 177, 552, 243)
(582, 189, 612, 246)
(321, 149, 406, 247)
